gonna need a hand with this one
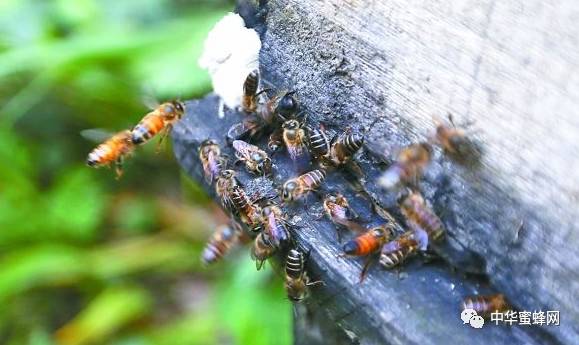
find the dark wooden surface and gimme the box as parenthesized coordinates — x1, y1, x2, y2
(172, 95, 558, 345)
(172, 0, 578, 343)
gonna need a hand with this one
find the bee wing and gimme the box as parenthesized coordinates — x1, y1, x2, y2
(80, 129, 114, 143)
(140, 85, 161, 110)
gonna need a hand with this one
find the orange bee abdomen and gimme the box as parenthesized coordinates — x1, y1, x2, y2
(87, 131, 132, 167)
(131, 113, 165, 145)
(343, 233, 379, 256)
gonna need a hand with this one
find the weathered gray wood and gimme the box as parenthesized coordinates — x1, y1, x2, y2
(172, 95, 557, 345)
(250, 0, 578, 343)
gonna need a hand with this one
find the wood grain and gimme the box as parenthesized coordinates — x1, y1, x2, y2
(255, 1, 578, 343)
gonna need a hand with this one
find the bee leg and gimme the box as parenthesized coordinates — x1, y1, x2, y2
(307, 280, 325, 287)
(114, 158, 124, 179)
(358, 255, 377, 283)
(156, 125, 172, 153)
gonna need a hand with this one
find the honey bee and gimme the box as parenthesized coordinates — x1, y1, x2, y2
(201, 221, 243, 265)
(251, 232, 277, 270)
(228, 91, 298, 142)
(285, 249, 323, 302)
(229, 185, 263, 233)
(378, 142, 432, 189)
(462, 294, 509, 318)
(215, 170, 240, 211)
(131, 100, 185, 146)
(433, 115, 480, 164)
(282, 169, 326, 202)
(232, 140, 272, 176)
(379, 230, 421, 268)
(306, 125, 330, 159)
(258, 91, 299, 125)
(85, 129, 134, 179)
(242, 69, 259, 113)
(261, 204, 291, 247)
(342, 225, 391, 256)
(282, 119, 310, 165)
(398, 188, 445, 242)
(328, 129, 364, 166)
(323, 193, 365, 234)
(199, 139, 226, 184)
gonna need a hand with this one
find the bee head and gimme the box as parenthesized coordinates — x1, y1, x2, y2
(283, 119, 300, 131)
(282, 181, 298, 201)
(277, 91, 298, 117)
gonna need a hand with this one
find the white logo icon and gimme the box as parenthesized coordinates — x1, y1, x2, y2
(461, 308, 485, 328)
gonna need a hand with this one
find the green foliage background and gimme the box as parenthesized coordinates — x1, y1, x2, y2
(0, 1, 291, 344)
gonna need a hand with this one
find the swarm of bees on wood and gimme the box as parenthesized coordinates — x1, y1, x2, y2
(83, 69, 508, 315)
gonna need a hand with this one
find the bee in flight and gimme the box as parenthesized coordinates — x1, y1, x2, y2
(232, 140, 272, 176)
(251, 232, 277, 270)
(433, 115, 480, 165)
(201, 221, 247, 265)
(285, 249, 323, 302)
(83, 129, 134, 179)
(282, 169, 326, 203)
(461, 293, 509, 318)
(260, 203, 291, 248)
(398, 188, 445, 242)
(323, 193, 365, 238)
(131, 100, 185, 147)
(199, 139, 227, 184)
(378, 142, 432, 189)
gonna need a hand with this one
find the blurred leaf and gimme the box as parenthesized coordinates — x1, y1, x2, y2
(46, 167, 107, 241)
(217, 257, 292, 345)
(0, 245, 87, 303)
(89, 235, 199, 278)
(55, 285, 152, 345)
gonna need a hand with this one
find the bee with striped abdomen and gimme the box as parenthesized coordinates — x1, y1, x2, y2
(199, 139, 226, 184)
(462, 294, 509, 318)
(307, 124, 330, 160)
(251, 232, 277, 270)
(201, 221, 245, 265)
(229, 185, 263, 233)
(131, 100, 185, 146)
(285, 249, 323, 302)
(261, 204, 291, 247)
(323, 193, 365, 235)
(379, 230, 423, 268)
(378, 142, 432, 189)
(328, 129, 364, 166)
(282, 169, 326, 203)
(398, 188, 445, 242)
(232, 140, 272, 176)
(242, 70, 260, 113)
(84, 129, 134, 179)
